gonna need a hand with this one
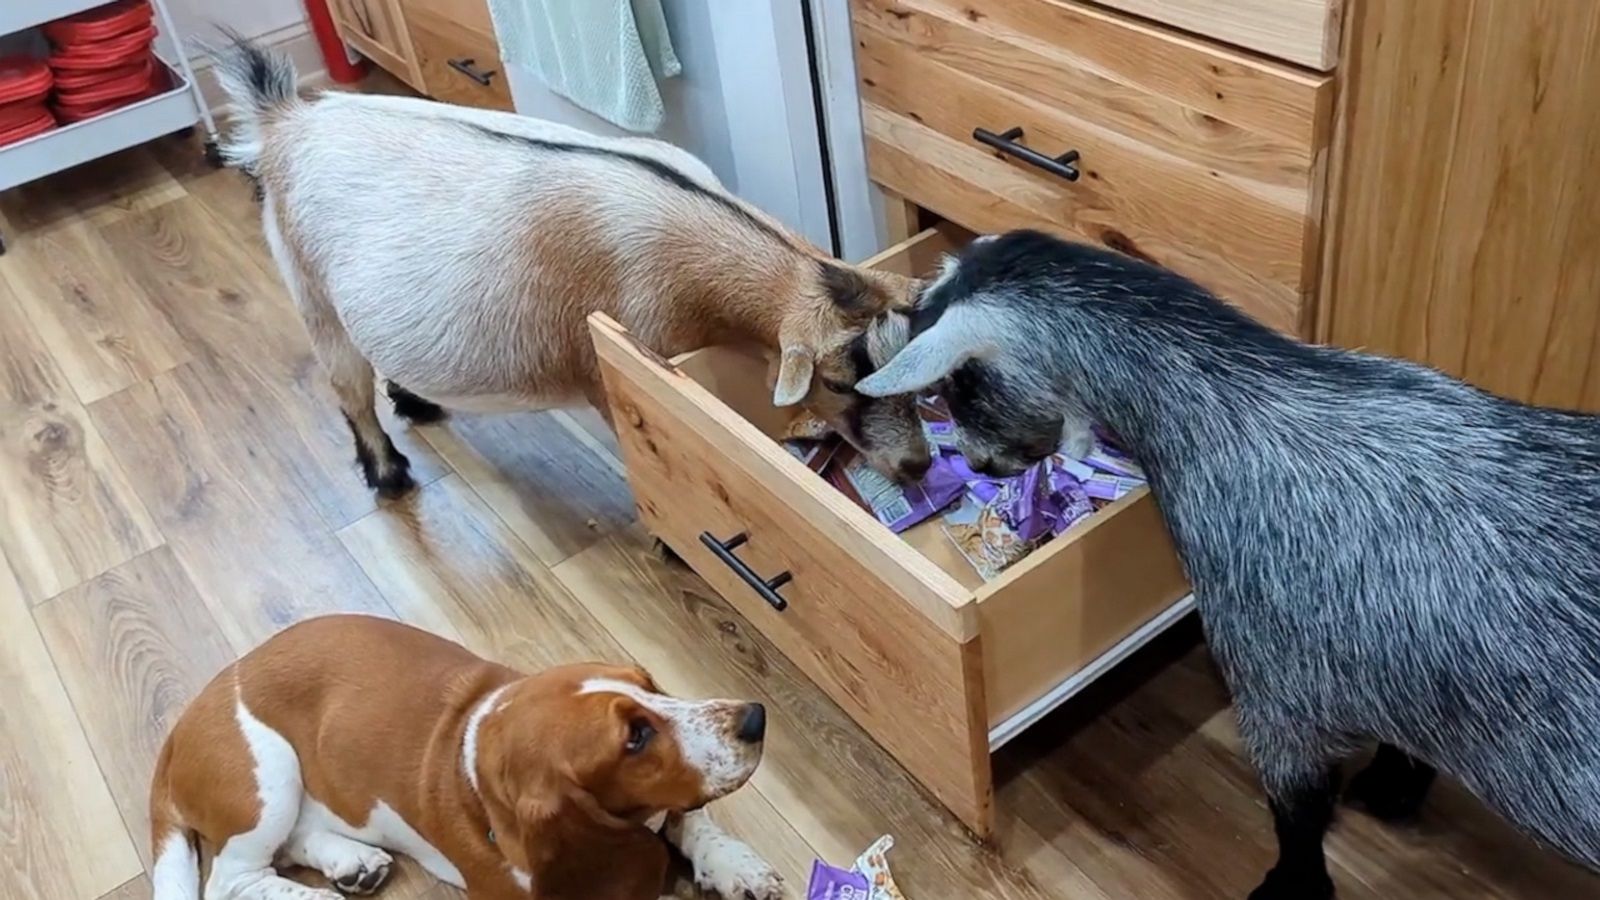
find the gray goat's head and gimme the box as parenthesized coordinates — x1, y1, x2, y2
(856, 232, 1091, 476)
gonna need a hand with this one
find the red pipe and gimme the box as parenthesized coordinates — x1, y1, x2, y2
(302, 0, 367, 84)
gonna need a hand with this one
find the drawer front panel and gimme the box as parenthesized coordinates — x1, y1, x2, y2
(853, 0, 1334, 334)
(408, 6, 515, 111)
(589, 315, 994, 833)
(1095, 0, 1344, 70)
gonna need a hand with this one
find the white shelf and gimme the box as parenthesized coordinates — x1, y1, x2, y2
(0, 58, 201, 193)
(0, 0, 111, 38)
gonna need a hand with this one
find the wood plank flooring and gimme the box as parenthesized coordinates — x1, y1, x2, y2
(1, 130, 1596, 900)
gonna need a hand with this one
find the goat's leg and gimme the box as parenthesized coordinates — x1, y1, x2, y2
(1239, 713, 1338, 900)
(263, 201, 413, 497)
(1346, 743, 1437, 821)
(386, 380, 447, 424)
(1252, 773, 1338, 900)
(329, 349, 414, 497)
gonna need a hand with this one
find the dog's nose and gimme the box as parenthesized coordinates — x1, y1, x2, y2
(735, 703, 766, 744)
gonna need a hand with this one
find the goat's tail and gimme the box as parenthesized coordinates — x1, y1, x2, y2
(148, 737, 201, 900)
(209, 29, 300, 172)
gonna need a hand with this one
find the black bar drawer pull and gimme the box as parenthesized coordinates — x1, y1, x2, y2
(699, 531, 792, 612)
(973, 126, 1080, 182)
(448, 57, 496, 86)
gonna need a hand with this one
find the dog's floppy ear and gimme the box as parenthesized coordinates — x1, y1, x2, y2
(520, 787, 669, 899)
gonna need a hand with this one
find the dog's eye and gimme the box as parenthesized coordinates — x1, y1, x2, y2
(625, 719, 655, 755)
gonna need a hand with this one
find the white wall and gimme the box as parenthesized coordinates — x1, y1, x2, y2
(166, 0, 307, 40)
(505, 0, 833, 252)
(152, 0, 323, 109)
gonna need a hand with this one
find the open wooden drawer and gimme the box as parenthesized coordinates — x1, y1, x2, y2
(589, 227, 1191, 835)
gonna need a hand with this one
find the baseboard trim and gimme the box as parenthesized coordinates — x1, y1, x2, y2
(189, 21, 329, 116)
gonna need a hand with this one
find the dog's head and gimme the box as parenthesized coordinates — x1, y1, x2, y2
(474, 663, 765, 894)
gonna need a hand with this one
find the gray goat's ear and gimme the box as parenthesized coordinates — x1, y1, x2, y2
(855, 311, 992, 397)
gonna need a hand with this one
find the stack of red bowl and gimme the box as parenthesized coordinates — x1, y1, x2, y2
(44, 0, 167, 125)
(0, 56, 56, 147)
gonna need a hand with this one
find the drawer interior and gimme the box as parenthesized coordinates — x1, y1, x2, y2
(671, 337, 1190, 730)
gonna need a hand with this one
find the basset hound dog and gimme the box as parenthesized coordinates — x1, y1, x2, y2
(148, 614, 782, 899)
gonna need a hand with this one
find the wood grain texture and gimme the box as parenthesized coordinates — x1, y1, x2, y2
(976, 489, 1189, 726)
(592, 318, 993, 833)
(0, 221, 189, 403)
(95, 874, 151, 900)
(34, 547, 236, 869)
(331, 0, 423, 88)
(1322, 0, 1600, 411)
(87, 365, 393, 654)
(0, 554, 143, 899)
(553, 529, 1048, 899)
(0, 277, 162, 604)
(853, 0, 1333, 332)
(336, 472, 623, 668)
(417, 412, 635, 567)
(0, 146, 185, 233)
(1092, 0, 1343, 70)
(95, 196, 447, 529)
(406, 4, 515, 111)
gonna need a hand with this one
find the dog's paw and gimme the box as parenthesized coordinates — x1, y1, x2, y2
(328, 846, 394, 895)
(692, 837, 783, 900)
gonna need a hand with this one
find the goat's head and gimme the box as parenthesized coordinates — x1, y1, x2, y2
(854, 231, 1081, 477)
(768, 261, 932, 483)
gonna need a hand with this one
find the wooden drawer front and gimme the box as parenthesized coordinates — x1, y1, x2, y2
(588, 317, 993, 833)
(853, 0, 1334, 335)
(331, 0, 422, 88)
(1096, 0, 1344, 70)
(407, 5, 515, 111)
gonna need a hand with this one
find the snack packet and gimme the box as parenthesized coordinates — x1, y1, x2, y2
(807, 861, 870, 900)
(854, 835, 908, 900)
(825, 444, 966, 533)
(806, 835, 907, 900)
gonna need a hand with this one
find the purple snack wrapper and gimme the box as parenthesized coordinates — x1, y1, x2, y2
(808, 860, 871, 900)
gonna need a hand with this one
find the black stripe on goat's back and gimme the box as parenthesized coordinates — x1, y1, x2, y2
(456, 122, 795, 249)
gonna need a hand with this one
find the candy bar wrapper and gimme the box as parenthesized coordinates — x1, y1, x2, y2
(826, 445, 966, 534)
(807, 861, 871, 900)
(854, 835, 908, 900)
(784, 437, 844, 476)
(1081, 470, 1145, 501)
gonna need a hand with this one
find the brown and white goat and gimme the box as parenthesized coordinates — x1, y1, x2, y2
(213, 39, 929, 496)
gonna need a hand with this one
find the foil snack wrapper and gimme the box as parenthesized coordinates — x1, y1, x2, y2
(806, 835, 907, 900)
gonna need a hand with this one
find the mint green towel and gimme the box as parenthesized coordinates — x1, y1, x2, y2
(487, 0, 681, 133)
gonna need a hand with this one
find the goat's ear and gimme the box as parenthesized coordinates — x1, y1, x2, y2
(855, 311, 993, 397)
(772, 346, 815, 407)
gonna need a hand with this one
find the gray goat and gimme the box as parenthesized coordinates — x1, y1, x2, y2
(856, 229, 1600, 898)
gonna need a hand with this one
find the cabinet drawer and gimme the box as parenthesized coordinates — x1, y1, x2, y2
(1096, 0, 1344, 70)
(590, 227, 1191, 835)
(852, 0, 1334, 335)
(330, 0, 422, 89)
(406, 4, 514, 111)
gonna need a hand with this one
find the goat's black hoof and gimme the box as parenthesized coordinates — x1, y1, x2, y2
(654, 538, 685, 567)
(355, 441, 415, 498)
(1248, 867, 1334, 900)
(387, 382, 447, 424)
(1346, 755, 1435, 822)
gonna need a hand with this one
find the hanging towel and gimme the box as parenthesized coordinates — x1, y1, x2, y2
(486, 0, 681, 133)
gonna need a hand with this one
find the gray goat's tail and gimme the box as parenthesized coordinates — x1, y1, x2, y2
(208, 29, 299, 171)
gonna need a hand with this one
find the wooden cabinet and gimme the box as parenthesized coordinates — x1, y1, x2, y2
(328, 0, 422, 88)
(591, 226, 1191, 836)
(328, 0, 511, 112)
(854, 0, 1600, 412)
